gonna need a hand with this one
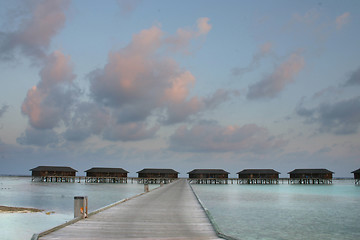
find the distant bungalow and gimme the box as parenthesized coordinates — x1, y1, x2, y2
(85, 167, 129, 183)
(237, 169, 280, 184)
(137, 168, 179, 184)
(351, 168, 360, 185)
(288, 168, 333, 184)
(137, 168, 179, 178)
(187, 169, 229, 184)
(30, 166, 77, 182)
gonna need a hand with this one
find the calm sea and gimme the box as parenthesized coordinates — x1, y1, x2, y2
(1, 177, 359, 240)
(192, 180, 360, 240)
(0, 176, 153, 240)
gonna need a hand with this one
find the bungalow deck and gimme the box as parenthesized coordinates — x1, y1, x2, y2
(32, 176, 77, 183)
(33, 179, 229, 240)
(288, 178, 333, 184)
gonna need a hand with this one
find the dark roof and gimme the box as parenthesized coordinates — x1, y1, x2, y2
(237, 169, 280, 174)
(30, 166, 77, 172)
(85, 167, 129, 173)
(187, 169, 230, 174)
(136, 168, 179, 174)
(287, 169, 333, 174)
(351, 168, 360, 174)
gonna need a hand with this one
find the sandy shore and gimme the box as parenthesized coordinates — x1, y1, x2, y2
(0, 205, 44, 213)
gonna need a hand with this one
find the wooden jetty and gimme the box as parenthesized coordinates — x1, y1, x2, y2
(33, 179, 226, 240)
(188, 178, 231, 184)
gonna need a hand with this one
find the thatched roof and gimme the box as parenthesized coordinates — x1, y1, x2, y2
(187, 169, 229, 174)
(351, 168, 360, 174)
(85, 167, 128, 173)
(137, 168, 179, 174)
(237, 169, 280, 174)
(30, 166, 77, 172)
(288, 169, 333, 174)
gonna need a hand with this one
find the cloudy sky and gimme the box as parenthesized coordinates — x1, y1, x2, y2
(0, 0, 359, 177)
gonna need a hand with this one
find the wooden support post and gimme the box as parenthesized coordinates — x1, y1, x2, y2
(74, 196, 88, 218)
(144, 184, 149, 192)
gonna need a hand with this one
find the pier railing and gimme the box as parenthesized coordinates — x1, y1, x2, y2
(32, 176, 340, 184)
(32, 176, 178, 184)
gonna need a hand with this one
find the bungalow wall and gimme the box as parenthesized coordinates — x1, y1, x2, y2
(138, 173, 178, 178)
(32, 171, 76, 177)
(289, 173, 332, 179)
(86, 172, 128, 178)
(188, 173, 228, 179)
(238, 173, 279, 179)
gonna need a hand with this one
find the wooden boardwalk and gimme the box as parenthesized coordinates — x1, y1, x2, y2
(37, 179, 223, 240)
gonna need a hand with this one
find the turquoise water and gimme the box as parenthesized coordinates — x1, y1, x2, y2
(1, 177, 360, 240)
(192, 180, 360, 240)
(0, 177, 155, 240)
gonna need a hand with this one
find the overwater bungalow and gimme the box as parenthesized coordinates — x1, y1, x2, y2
(137, 168, 179, 184)
(30, 166, 77, 182)
(187, 169, 229, 184)
(288, 168, 333, 184)
(237, 169, 280, 184)
(351, 168, 360, 185)
(85, 167, 128, 183)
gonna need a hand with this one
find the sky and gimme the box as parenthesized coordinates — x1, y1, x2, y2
(0, 0, 360, 177)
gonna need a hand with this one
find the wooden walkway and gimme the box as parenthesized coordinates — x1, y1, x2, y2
(37, 179, 222, 240)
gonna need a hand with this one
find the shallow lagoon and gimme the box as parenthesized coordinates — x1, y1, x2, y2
(192, 180, 360, 240)
(1, 177, 360, 240)
(0, 177, 152, 240)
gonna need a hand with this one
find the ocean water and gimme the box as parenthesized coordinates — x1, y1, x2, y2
(1, 177, 360, 240)
(0, 176, 156, 240)
(192, 180, 360, 240)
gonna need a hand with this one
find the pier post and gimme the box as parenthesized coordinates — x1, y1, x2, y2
(74, 196, 88, 218)
(144, 184, 149, 192)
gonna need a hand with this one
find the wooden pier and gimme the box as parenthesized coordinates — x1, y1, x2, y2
(32, 176, 77, 183)
(32, 176, 178, 184)
(288, 178, 332, 184)
(33, 179, 225, 240)
(188, 178, 232, 184)
(238, 178, 279, 184)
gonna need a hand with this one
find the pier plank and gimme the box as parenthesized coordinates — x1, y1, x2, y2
(39, 179, 222, 240)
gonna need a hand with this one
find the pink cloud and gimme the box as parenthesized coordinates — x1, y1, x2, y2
(196, 17, 212, 36)
(165, 17, 212, 53)
(247, 52, 305, 99)
(90, 20, 228, 126)
(164, 71, 196, 103)
(22, 51, 77, 129)
(0, 0, 71, 61)
(335, 12, 350, 30)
